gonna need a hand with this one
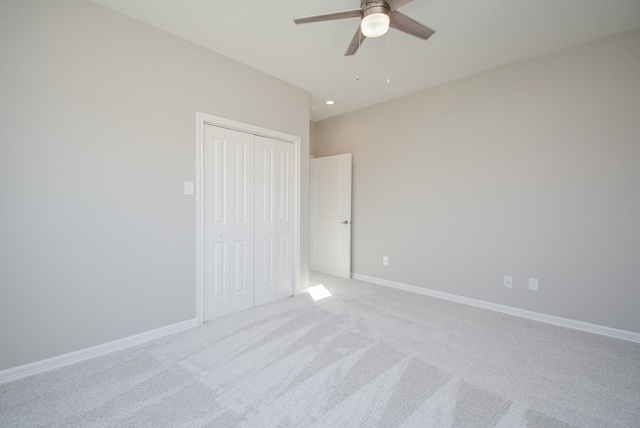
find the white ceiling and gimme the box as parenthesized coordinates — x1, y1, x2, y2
(90, 0, 640, 121)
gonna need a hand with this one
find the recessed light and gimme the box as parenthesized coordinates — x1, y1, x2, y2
(325, 100, 335, 105)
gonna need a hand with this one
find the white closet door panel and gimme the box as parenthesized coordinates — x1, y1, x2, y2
(254, 137, 276, 306)
(204, 131, 229, 319)
(276, 140, 294, 300)
(204, 125, 254, 319)
(228, 137, 255, 314)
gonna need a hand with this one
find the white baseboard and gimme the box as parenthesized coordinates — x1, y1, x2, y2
(0, 318, 199, 385)
(351, 273, 640, 343)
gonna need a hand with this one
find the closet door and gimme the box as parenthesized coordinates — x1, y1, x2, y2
(254, 136, 294, 306)
(203, 125, 255, 319)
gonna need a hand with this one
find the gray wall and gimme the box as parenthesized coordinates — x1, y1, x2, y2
(315, 29, 640, 333)
(0, 0, 310, 371)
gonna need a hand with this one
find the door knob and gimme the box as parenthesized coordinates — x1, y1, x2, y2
(341, 220, 350, 225)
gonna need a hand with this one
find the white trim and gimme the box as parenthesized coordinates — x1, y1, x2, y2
(195, 112, 302, 323)
(351, 273, 640, 343)
(0, 318, 198, 385)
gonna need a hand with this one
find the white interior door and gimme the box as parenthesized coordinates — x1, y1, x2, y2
(203, 125, 255, 319)
(310, 153, 352, 278)
(254, 136, 294, 306)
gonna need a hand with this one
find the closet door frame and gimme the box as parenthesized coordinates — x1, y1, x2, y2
(195, 112, 302, 325)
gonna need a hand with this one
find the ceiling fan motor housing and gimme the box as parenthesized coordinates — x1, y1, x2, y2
(361, 0, 391, 18)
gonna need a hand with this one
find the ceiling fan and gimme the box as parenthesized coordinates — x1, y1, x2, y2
(293, 0, 435, 56)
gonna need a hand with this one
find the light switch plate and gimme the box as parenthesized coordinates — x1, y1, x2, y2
(184, 181, 194, 195)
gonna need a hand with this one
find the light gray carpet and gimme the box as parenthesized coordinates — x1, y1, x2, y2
(1, 272, 639, 427)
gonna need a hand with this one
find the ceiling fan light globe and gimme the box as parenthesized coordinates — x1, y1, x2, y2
(361, 13, 390, 38)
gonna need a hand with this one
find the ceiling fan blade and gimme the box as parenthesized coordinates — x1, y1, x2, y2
(386, 0, 413, 11)
(389, 10, 435, 40)
(294, 9, 361, 25)
(344, 26, 366, 56)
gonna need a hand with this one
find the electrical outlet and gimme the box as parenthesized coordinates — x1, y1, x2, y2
(383, 256, 389, 266)
(504, 276, 513, 289)
(529, 278, 539, 292)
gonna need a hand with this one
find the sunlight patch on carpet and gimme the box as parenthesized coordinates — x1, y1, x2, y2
(308, 284, 332, 301)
